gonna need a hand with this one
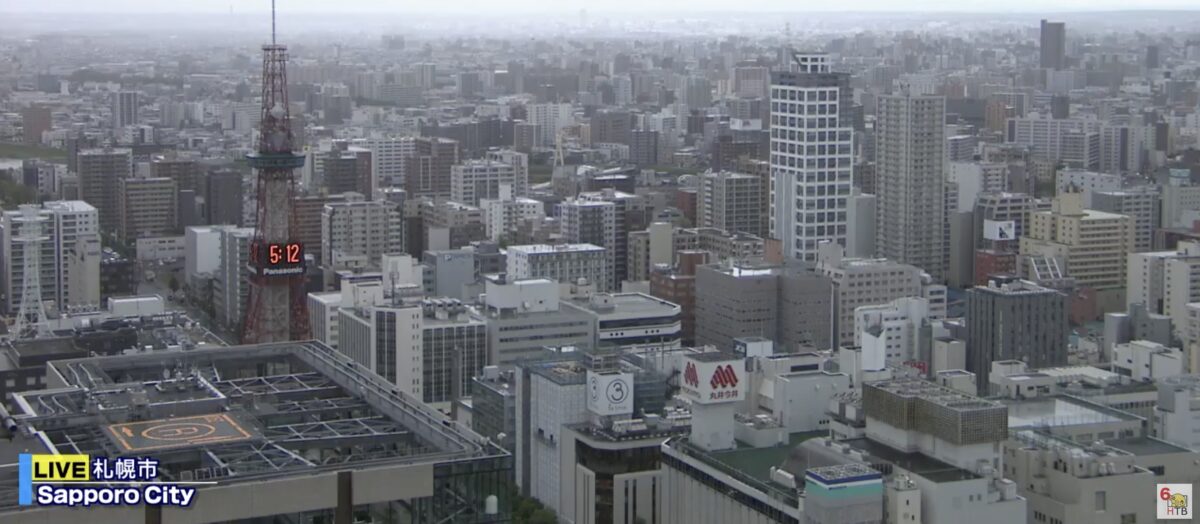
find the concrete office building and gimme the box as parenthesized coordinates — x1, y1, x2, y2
(338, 295, 424, 399)
(20, 105, 50, 145)
(204, 169, 244, 226)
(403, 137, 460, 200)
(1007, 429, 1194, 524)
(1020, 193, 1134, 313)
(77, 148, 133, 231)
(694, 260, 834, 352)
(1127, 242, 1200, 344)
(0, 201, 101, 315)
(627, 225, 764, 283)
(471, 366, 518, 452)
(876, 91, 947, 280)
(698, 171, 764, 237)
(1160, 176, 1200, 229)
(418, 298, 488, 406)
(149, 156, 201, 192)
(558, 201, 616, 281)
(319, 193, 403, 269)
(1055, 168, 1121, 199)
(1155, 375, 1200, 450)
(769, 53, 854, 262)
(507, 244, 609, 292)
(482, 195, 544, 243)
(528, 103, 573, 147)
(966, 278, 1069, 393)
(116, 177, 177, 242)
(854, 296, 939, 368)
(352, 136, 412, 188)
(451, 159, 518, 206)
(1007, 117, 1101, 169)
(563, 292, 682, 351)
(0, 342, 511, 524)
(1091, 186, 1160, 252)
(481, 277, 596, 363)
(576, 189, 648, 287)
(846, 190, 876, 258)
(307, 291, 342, 349)
(816, 242, 947, 347)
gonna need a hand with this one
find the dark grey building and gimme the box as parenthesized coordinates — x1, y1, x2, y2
(966, 277, 1068, 393)
(1040, 19, 1066, 70)
(629, 129, 660, 167)
(421, 299, 488, 405)
(205, 169, 244, 226)
(472, 366, 518, 452)
(695, 261, 833, 352)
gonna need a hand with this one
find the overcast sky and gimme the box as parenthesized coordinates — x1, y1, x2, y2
(5, 0, 1200, 14)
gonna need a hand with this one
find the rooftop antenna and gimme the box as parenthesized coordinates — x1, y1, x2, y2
(271, 0, 277, 45)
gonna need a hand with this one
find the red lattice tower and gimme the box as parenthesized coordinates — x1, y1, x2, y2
(241, 4, 309, 344)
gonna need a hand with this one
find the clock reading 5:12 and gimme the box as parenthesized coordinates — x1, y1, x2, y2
(267, 243, 303, 265)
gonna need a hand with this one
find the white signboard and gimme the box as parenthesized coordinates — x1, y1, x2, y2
(587, 371, 634, 416)
(983, 220, 1016, 241)
(680, 356, 745, 405)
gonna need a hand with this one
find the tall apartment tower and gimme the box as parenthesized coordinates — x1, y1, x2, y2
(323, 142, 374, 197)
(559, 200, 617, 289)
(77, 148, 133, 232)
(1040, 20, 1067, 70)
(769, 53, 854, 262)
(403, 137, 459, 200)
(966, 277, 1069, 393)
(111, 91, 139, 128)
(320, 194, 403, 269)
(698, 171, 764, 237)
(876, 91, 947, 280)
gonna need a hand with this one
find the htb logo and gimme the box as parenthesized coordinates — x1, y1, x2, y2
(710, 364, 738, 389)
(683, 362, 699, 388)
(1159, 484, 1193, 519)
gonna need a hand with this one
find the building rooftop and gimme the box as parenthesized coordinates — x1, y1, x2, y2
(1106, 435, 1194, 456)
(1005, 396, 1140, 430)
(0, 341, 506, 510)
(508, 243, 605, 254)
(870, 378, 1005, 412)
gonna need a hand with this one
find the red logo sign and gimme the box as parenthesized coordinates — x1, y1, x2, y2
(710, 364, 739, 389)
(683, 362, 699, 388)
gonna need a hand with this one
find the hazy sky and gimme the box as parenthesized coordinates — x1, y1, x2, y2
(6, 0, 1200, 14)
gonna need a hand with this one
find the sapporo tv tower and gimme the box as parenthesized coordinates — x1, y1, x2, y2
(242, 0, 309, 343)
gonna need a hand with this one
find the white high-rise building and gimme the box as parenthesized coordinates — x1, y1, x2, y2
(338, 295, 423, 399)
(451, 159, 518, 206)
(769, 53, 854, 262)
(876, 91, 948, 280)
(527, 103, 573, 147)
(320, 194, 403, 269)
(485, 149, 529, 197)
(111, 91, 139, 128)
(1, 201, 100, 315)
(214, 226, 255, 330)
(354, 136, 418, 188)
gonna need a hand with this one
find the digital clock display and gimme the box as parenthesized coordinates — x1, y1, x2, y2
(250, 241, 306, 277)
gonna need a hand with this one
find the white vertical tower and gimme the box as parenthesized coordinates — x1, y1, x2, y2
(14, 205, 49, 338)
(769, 53, 855, 262)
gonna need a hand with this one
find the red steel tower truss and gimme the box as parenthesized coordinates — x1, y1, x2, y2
(241, 20, 309, 343)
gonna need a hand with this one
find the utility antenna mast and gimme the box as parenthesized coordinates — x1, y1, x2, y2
(13, 205, 49, 339)
(241, 0, 310, 343)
